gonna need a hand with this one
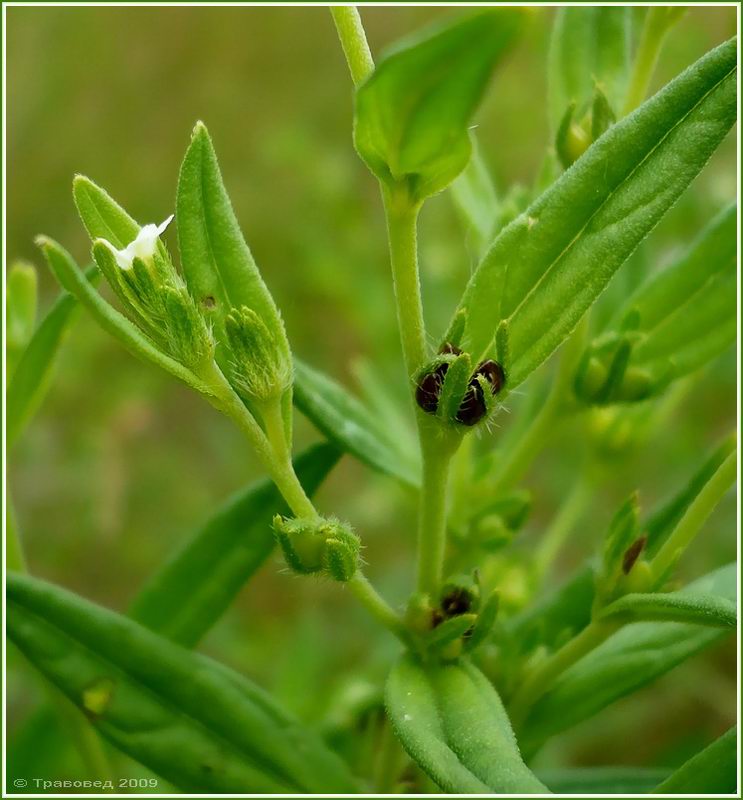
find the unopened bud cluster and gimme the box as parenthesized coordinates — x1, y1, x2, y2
(273, 515, 360, 582)
(225, 306, 292, 404)
(415, 341, 505, 427)
(556, 87, 615, 169)
(93, 217, 214, 370)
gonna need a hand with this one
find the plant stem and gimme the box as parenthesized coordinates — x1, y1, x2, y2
(650, 450, 737, 582)
(416, 432, 458, 595)
(347, 572, 408, 642)
(330, 6, 374, 86)
(207, 363, 318, 520)
(509, 620, 617, 727)
(383, 192, 427, 383)
(622, 7, 686, 115)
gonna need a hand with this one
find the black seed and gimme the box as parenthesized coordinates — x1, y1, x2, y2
(441, 587, 473, 616)
(431, 609, 445, 629)
(622, 535, 647, 574)
(455, 381, 486, 426)
(415, 363, 449, 414)
(475, 359, 505, 395)
(439, 341, 462, 356)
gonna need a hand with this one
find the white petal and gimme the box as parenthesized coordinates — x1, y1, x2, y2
(99, 238, 132, 271)
(156, 214, 175, 236)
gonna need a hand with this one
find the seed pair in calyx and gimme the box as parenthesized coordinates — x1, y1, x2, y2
(415, 342, 505, 427)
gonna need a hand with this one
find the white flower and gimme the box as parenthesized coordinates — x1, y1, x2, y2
(100, 214, 174, 270)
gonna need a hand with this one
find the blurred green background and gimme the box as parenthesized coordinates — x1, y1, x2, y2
(7, 4, 737, 789)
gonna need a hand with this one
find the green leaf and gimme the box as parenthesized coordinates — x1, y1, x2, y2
(645, 433, 736, 556)
(354, 10, 524, 202)
(521, 564, 736, 746)
(451, 38, 737, 389)
(73, 174, 142, 250)
(450, 137, 498, 258)
(548, 7, 632, 133)
(6, 261, 38, 375)
(129, 443, 340, 647)
(176, 123, 290, 360)
(538, 766, 669, 794)
(385, 656, 548, 794)
(294, 358, 420, 488)
(8, 572, 360, 794)
(37, 237, 213, 397)
(599, 591, 737, 628)
(7, 269, 98, 449)
(655, 725, 736, 794)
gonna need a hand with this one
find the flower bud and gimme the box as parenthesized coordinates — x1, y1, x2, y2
(273, 515, 360, 582)
(225, 306, 292, 404)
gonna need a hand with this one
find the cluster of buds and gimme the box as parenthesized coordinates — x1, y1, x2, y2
(555, 86, 615, 169)
(273, 515, 360, 582)
(407, 572, 499, 659)
(415, 342, 505, 427)
(92, 215, 214, 371)
(225, 306, 292, 405)
(574, 329, 669, 406)
(594, 493, 653, 611)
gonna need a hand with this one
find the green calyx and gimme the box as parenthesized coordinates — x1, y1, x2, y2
(556, 86, 617, 169)
(225, 306, 292, 404)
(273, 515, 360, 582)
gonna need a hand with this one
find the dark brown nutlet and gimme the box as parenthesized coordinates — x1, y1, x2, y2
(441, 587, 473, 617)
(455, 381, 487, 426)
(474, 359, 506, 395)
(415, 363, 449, 414)
(622, 535, 647, 575)
(439, 341, 462, 356)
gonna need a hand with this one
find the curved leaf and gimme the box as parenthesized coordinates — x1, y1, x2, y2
(7, 261, 38, 375)
(599, 591, 737, 628)
(354, 10, 524, 201)
(655, 726, 736, 794)
(294, 359, 420, 487)
(129, 443, 341, 646)
(176, 123, 288, 351)
(386, 656, 548, 794)
(452, 37, 737, 388)
(521, 564, 736, 747)
(539, 766, 669, 794)
(8, 573, 360, 794)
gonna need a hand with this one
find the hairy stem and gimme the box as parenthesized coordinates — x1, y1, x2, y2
(650, 450, 737, 581)
(330, 6, 374, 86)
(347, 572, 408, 642)
(416, 432, 458, 594)
(383, 191, 428, 383)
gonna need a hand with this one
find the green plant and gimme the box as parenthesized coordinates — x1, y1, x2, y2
(7, 6, 737, 795)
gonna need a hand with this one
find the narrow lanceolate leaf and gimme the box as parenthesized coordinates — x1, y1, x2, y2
(645, 433, 736, 556)
(521, 564, 736, 746)
(176, 122, 289, 360)
(8, 573, 360, 794)
(655, 726, 737, 794)
(627, 203, 736, 375)
(548, 7, 632, 132)
(354, 10, 524, 201)
(294, 359, 420, 488)
(538, 766, 669, 794)
(386, 656, 548, 794)
(129, 443, 340, 647)
(599, 591, 737, 628)
(7, 269, 98, 448)
(37, 237, 212, 397)
(452, 38, 737, 389)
